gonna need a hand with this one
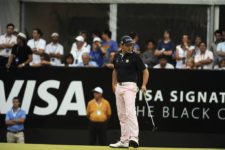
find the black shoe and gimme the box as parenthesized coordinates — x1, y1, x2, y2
(129, 140, 139, 148)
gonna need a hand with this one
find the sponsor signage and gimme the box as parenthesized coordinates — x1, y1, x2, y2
(0, 68, 224, 133)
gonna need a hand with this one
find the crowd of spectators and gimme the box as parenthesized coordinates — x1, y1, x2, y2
(1, 23, 225, 70)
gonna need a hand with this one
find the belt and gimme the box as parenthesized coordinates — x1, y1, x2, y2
(7, 130, 24, 134)
(118, 82, 136, 86)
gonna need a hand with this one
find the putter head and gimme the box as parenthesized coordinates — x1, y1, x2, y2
(152, 126, 158, 132)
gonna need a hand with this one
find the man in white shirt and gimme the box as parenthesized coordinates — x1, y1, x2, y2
(45, 32, 64, 66)
(154, 55, 174, 69)
(216, 40, 225, 62)
(27, 28, 46, 65)
(70, 35, 89, 66)
(79, 31, 91, 51)
(194, 42, 214, 70)
(0, 23, 17, 67)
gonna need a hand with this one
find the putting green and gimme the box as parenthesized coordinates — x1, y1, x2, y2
(0, 143, 224, 150)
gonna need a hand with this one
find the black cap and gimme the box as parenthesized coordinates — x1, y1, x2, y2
(121, 36, 134, 45)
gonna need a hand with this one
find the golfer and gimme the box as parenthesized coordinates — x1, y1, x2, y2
(109, 36, 149, 148)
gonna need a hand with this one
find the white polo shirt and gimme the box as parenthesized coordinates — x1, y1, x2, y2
(176, 45, 195, 69)
(153, 63, 174, 69)
(194, 50, 214, 70)
(0, 34, 17, 57)
(45, 42, 64, 66)
(70, 43, 89, 65)
(27, 38, 46, 64)
(217, 42, 225, 60)
(84, 42, 91, 52)
(193, 46, 201, 56)
(217, 42, 225, 52)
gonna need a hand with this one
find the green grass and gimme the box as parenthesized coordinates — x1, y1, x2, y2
(0, 143, 224, 150)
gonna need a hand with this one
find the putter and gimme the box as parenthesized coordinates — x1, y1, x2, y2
(143, 91, 158, 132)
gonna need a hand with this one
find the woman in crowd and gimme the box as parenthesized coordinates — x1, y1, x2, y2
(192, 36, 202, 58)
(214, 59, 225, 70)
(175, 35, 194, 69)
(185, 58, 196, 69)
(63, 54, 75, 67)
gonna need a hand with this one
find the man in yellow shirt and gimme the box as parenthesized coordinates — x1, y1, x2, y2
(87, 87, 111, 146)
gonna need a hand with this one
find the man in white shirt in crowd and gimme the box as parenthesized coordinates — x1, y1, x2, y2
(216, 38, 225, 63)
(154, 55, 174, 69)
(194, 42, 214, 70)
(211, 30, 223, 66)
(70, 35, 89, 66)
(27, 28, 46, 66)
(80, 31, 91, 51)
(45, 32, 64, 66)
(0, 23, 17, 67)
(211, 30, 223, 53)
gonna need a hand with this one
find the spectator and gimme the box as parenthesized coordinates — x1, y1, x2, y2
(216, 37, 225, 64)
(211, 30, 223, 65)
(153, 55, 174, 69)
(211, 30, 223, 52)
(89, 37, 105, 67)
(5, 97, 26, 143)
(194, 42, 214, 69)
(101, 29, 118, 63)
(77, 52, 98, 67)
(185, 58, 195, 69)
(0, 23, 17, 67)
(192, 36, 202, 58)
(222, 30, 225, 41)
(6, 33, 32, 69)
(92, 30, 101, 39)
(175, 35, 194, 69)
(141, 40, 158, 68)
(13, 28, 19, 36)
(87, 87, 111, 145)
(103, 51, 116, 69)
(154, 30, 174, 64)
(62, 54, 75, 67)
(214, 59, 225, 70)
(80, 30, 91, 51)
(129, 32, 141, 54)
(45, 32, 64, 66)
(70, 35, 89, 66)
(31, 53, 51, 67)
(27, 28, 46, 65)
